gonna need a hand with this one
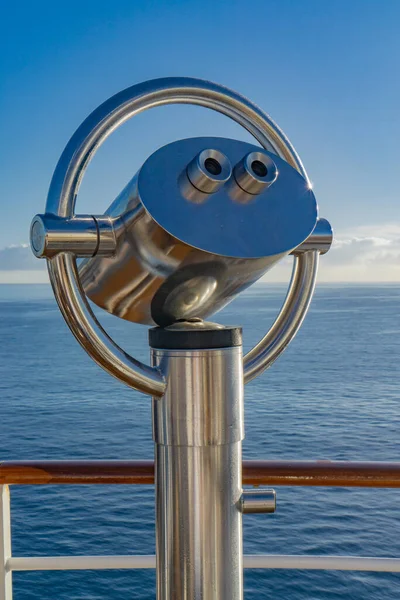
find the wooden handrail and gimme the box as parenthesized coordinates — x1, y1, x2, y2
(1, 460, 400, 487)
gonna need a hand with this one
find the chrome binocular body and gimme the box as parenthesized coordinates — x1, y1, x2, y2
(30, 77, 333, 600)
(30, 77, 332, 394)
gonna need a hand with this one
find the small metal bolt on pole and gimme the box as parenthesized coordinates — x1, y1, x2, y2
(29, 77, 333, 599)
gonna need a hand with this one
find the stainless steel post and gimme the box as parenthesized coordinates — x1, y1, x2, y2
(150, 323, 244, 600)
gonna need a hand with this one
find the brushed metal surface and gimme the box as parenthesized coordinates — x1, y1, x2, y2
(240, 489, 276, 514)
(30, 214, 117, 258)
(152, 346, 243, 446)
(152, 344, 244, 600)
(156, 444, 243, 600)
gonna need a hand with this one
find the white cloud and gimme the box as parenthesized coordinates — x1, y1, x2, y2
(1, 224, 400, 283)
(0, 270, 49, 284)
(263, 223, 400, 283)
(0, 244, 45, 271)
(321, 224, 400, 281)
(0, 244, 47, 283)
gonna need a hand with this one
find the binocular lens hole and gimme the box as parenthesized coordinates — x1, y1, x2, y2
(251, 160, 268, 178)
(204, 158, 222, 176)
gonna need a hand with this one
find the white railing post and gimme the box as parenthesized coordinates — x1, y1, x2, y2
(0, 486, 12, 600)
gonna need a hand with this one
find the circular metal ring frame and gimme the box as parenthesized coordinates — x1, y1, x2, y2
(45, 77, 319, 396)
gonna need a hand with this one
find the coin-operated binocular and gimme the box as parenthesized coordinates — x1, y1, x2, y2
(31, 78, 332, 600)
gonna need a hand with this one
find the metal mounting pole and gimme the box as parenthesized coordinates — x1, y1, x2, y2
(150, 323, 244, 600)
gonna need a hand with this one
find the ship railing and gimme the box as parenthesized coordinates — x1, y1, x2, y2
(2, 459, 400, 600)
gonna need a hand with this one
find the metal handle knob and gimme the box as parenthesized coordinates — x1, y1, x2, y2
(32, 77, 330, 395)
(30, 214, 117, 258)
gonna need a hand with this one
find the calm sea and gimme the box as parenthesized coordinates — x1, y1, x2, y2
(1, 283, 400, 599)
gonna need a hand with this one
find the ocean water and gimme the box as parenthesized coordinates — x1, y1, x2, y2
(1, 283, 400, 599)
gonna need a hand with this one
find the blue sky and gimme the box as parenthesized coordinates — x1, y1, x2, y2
(1, 0, 399, 282)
